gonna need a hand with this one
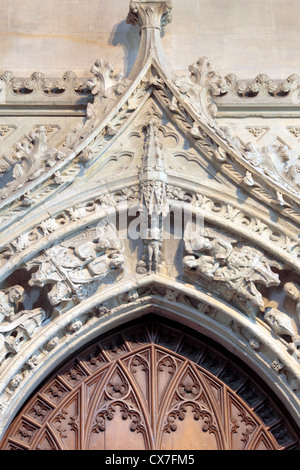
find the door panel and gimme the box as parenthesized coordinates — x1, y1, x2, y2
(1, 317, 299, 450)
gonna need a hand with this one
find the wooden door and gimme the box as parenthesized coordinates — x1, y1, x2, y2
(1, 317, 299, 450)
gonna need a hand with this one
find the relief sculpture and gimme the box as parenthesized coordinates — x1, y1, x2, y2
(26, 223, 125, 313)
(183, 224, 281, 317)
(0, 285, 45, 363)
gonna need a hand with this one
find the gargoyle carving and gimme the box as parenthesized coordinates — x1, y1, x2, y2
(183, 225, 281, 317)
(26, 223, 125, 312)
(0, 126, 64, 200)
(0, 285, 45, 363)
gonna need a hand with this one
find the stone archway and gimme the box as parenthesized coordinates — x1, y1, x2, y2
(1, 315, 299, 450)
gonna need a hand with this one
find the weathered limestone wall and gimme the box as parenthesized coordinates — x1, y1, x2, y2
(0, 0, 298, 79)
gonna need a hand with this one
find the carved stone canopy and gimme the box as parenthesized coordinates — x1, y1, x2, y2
(0, 0, 299, 444)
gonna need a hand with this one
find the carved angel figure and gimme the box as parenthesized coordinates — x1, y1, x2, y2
(27, 223, 125, 309)
(183, 227, 280, 317)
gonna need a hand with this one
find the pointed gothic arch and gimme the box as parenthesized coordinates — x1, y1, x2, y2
(0, 0, 300, 448)
(1, 315, 299, 450)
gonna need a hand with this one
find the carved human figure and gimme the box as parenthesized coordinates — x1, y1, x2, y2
(71, 252, 125, 283)
(284, 282, 300, 324)
(0, 285, 46, 362)
(183, 228, 280, 315)
(4, 308, 46, 356)
(0, 285, 25, 323)
(144, 214, 163, 273)
(183, 254, 219, 279)
(28, 224, 125, 307)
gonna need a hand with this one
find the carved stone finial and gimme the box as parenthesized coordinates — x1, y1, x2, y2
(127, 0, 173, 30)
(126, 1, 173, 79)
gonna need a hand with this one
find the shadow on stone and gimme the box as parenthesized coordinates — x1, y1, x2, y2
(109, 20, 140, 76)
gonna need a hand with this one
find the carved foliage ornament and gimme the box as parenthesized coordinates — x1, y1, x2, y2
(127, 0, 173, 30)
(175, 57, 227, 119)
(0, 126, 65, 201)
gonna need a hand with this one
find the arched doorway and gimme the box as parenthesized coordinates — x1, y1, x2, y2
(1, 316, 299, 450)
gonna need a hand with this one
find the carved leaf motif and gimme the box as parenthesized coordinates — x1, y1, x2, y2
(15, 420, 37, 443)
(23, 72, 53, 94)
(177, 371, 201, 400)
(175, 56, 226, 118)
(106, 373, 130, 399)
(54, 70, 84, 94)
(86, 59, 130, 107)
(0, 126, 64, 200)
(188, 57, 227, 96)
(223, 73, 247, 95)
(244, 142, 300, 194)
(0, 71, 23, 93)
(249, 74, 278, 96)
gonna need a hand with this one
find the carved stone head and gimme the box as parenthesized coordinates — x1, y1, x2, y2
(284, 282, 300, 301)
(183, 255, 197, 269)
(109, 253, 125, 269)
(8, 286, 25, 305)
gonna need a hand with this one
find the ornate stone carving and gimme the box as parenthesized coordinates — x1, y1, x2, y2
(87, 59, 131, 111)
(137, 116, 169, 274)
(264, 307, 300, 347)
(244, 142, 300, 195)
(284, 282, 300, 324)
(0, 0, 299, 444)
(248, 74, 278, 97)
(175, 56, 227, 119)
(127, 0, 172, 29)
(0, 126, 65, 201)
(183, 225, 281, 317)
(0, 285, 45, 363)
(26, 223, 125, 312)
(0, 69, 89, 99)
(126, 0, 173, 78)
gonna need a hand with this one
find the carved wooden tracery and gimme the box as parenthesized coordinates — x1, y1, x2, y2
(1, 318, 299, 451)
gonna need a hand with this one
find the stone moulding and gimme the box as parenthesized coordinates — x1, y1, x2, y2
(0, 0, 300, 442)
(0, 275, 299, 438)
